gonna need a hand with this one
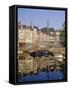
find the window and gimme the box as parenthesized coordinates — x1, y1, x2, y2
(19, 55, 23, 60)
(19, 43, 25, 48)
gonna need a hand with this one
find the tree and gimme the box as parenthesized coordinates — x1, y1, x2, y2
(60, 22, 65, 46)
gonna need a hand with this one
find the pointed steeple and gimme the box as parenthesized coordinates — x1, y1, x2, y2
(30, 21, 33, 30)
(47, 18, 49, 34)
(47, 18, 49, 29)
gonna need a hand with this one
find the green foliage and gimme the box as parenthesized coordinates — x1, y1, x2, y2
(60, 22, 65, 46)
(60, 22, 65, 36)
(60, 29, 65, 36)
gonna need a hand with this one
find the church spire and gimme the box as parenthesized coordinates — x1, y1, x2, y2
(47, 18, 49, 29)
(30, 21, 33, 29)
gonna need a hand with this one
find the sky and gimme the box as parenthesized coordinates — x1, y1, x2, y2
(18, 8, 65, 30)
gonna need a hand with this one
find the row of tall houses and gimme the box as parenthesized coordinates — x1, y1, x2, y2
(18, 23, 61, 50)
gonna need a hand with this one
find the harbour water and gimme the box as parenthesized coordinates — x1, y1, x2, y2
(17, 71, 64, 82)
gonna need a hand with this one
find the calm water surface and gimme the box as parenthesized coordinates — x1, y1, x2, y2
(17, 71, 64, 82)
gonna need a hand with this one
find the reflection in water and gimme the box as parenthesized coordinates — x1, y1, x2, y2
(17, 71, 64, 82)
(18, 50, 65, 82)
